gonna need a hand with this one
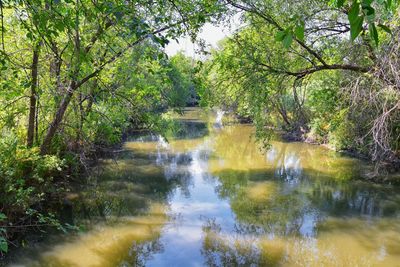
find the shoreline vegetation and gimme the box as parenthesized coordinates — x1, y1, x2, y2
(231, 114, 399, 182)
(1, 109, 398, 263)
(1, 0, 400, 262)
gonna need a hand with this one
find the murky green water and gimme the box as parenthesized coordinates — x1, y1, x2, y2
(8, 108, 400, 266)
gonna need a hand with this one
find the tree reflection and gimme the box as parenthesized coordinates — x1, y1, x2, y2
(120, 239, 164, 267)
(201, 219, 285, 267)
(209, 123, 400, 240)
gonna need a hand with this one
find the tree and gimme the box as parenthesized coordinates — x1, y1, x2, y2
(204, 0, 399, 166)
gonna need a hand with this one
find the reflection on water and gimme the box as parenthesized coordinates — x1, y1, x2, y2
(26, 204, 167, 267)
(8, 108, 400, 266)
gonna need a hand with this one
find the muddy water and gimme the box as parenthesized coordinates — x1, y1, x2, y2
(9, 108, 400, 266)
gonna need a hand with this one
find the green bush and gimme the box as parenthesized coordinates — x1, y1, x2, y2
(308, 118, 329, 143)
(0, 133, 64, 251)
(0, 213, 7, 254)
(328, 109, 357, 150)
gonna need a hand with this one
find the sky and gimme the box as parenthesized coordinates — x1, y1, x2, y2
(164, 15, 242, 58)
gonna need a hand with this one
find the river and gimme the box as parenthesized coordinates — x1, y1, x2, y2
(8, 108, 400, 266)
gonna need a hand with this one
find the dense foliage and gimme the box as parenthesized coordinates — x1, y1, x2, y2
(0, 0, 399, 257)
(203, 0, 400, 168)
(0, 0, 212, 255)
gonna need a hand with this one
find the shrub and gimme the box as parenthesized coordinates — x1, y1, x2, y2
(0, 133, 64, 250)
(328, 109, 357, 150)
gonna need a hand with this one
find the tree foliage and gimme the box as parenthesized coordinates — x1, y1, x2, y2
(0, 0, 212, 254)
(203, 0, 400, 166)
(0, 0, 399, 257)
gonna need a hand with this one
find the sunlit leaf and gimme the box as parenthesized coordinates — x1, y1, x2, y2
(377, 23, 392, 35)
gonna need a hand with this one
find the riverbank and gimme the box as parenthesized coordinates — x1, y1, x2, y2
(6, 108, 400, 266)
(0, 126, 161, 261)
(222, 112, 400, 183)
(0, 108, 192, 261)
(260, 124, 400, 184)
(3, 108, 400, 264)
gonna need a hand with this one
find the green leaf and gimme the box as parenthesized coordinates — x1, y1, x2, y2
(0, 238, 7, 253)
(283, 33, 293, 48)
(337, 0, 346, 8)
(348, 1, 360, 23)
(26, 32, 33, 40)
(275, 30, 286, 41)
(349, 15, 364, 40)
(54, 21, 65, 32)
(294, 21, 305, 42)
(378, 23, 392, 35)
(362, 5, 375, 22)
(348, 1, 365, 40)
(385, 0, 392, 10)
(362, 0, 374, 5)
(369, 23, 379, 45)
(0, 213, 6, 221)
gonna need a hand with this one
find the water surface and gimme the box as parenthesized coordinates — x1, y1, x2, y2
(9, 108, 400, 266)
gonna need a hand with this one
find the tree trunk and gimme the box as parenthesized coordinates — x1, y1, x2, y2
(40, 83, 75, 155)
(292, 84, 308, 127)
(78, 91, 84, 142)
(84, 79, 97, 117)
(27, 43, 40, 147)
(40, 0, 80, 155)
(35, 95, 39, 144)
(275, 101, 291, 127)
